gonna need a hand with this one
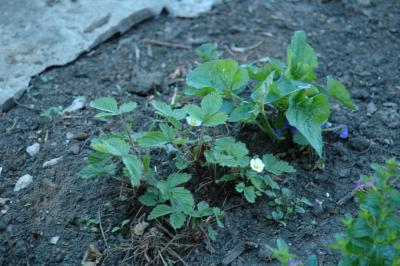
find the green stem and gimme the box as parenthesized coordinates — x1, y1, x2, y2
(257, 103, 279, 141)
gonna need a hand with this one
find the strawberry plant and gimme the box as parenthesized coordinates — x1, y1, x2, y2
(186, 31, 357, 157)
(78, 31, 351, 237)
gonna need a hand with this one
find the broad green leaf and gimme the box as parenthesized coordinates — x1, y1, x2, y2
(265, 77, 312, 104)
(119, 102, 137, 114)
(78, 162, 116, 179)
(201, 93, 222, 117)
(91, 138, 130, 157)
(186, 59, 249, 94)
(175, 155, 192, 170)
(204, 112, 228, 127)
(137, 131, 168, 147)
(213, 208, 225, 228)
(185, 104, 204, 121)
(139, 189, 160, 206)
(195, 43, 222, 62)
(166, 173, 191, 187)
(251, 72, 274, 104)
(148, 204, 174, 220)
(205, 137, 249, 167)
(244, 186, 257, 203)
(193, 201, 213, 217)
(229, 102, 259, 123)
(286, 31, 318, 81)
(90, 97, 118, 115)
(276, 239, 289, 252)
(122, 155, 142, 187)
(169, 212, 186, 229)
(170, 187, 195, 213)
(262, 154, 296, 175)
(151, 100, 186, 120)
(327, 76, 357, 110)
(286, 91, 330, 156)
(159, 124, 176, 141)
(246, 59, 285, 81)
(235, 182, 245, 193)
(292, 131, 309, 145)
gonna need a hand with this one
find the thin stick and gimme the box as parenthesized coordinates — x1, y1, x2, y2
(142, 38, 191, 50)
(170, 87, 178, 105)
(230, 40, 263, 53)
(98, 209, 109, 248)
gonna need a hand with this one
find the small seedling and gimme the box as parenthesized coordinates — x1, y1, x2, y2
(40, 106, 63, 121)
(83, 216, 99, 233)
(111, 219, 130, 233)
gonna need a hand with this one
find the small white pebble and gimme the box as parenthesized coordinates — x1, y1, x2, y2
(315, 199, 323, 206)
(26, 143, 40, 157)
(50, 236, 60, 245)
(326, 192, 330, 198)
(14, 174, 33, 192)
(42, 156, 63, 168)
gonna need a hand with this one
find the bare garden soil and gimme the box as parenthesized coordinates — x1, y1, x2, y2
(1, 0, 399, 265)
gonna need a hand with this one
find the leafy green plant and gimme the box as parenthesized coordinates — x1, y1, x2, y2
(266, 188, 312, 226)
(186, 31, 357, 157)
(195, 43, 223, 62)
(332, 158, 400, 265)
(40, 106, 63, 121)
(266, 239, 318, 266)
(83, 216, 99, 233)
(112, 219, 130, 233)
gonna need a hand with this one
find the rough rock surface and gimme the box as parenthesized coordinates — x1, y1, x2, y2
(0, 0, 220, 110)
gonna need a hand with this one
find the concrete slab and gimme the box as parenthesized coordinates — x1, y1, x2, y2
(0, 0, 220, 111)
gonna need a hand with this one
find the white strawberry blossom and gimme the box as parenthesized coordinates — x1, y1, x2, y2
(186, 116, 202, 126)
(250, 158, 264, 173)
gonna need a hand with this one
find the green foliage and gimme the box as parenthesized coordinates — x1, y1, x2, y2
(185, 93, 228, 127)
(186, 59, 249, 95)
(79, 30, 352, 240)
(195, 43, 223, 62)
(266, 239, 318, 266)
(205, 137, 249, 167)
(186, 30, 356, 157)
(111, 219, 130, 233)
(90, 97, 137, 118)
(262, 154, 296, 175)
(40, 106, 63, 121)
(332, 158, 400, 265)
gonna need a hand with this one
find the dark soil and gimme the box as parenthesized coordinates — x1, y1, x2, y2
(1, 0, 399, 265)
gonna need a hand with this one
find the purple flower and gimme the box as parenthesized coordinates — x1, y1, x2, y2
(288, 258, 303, 266)
(333, 125, 348, 139)
(274, 128, 283, 137)
(284, 121, 297, 134)
(355, 178, 376, 190)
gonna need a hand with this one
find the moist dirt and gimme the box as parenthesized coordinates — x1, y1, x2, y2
(1, 0, 399, 265)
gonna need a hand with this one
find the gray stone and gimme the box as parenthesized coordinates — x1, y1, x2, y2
(63, 97, 86, 114)
(0, 0, 220, 110)
(43, 156, 63, 168)
(26, 143, 40, 157)
(128, 71, 164, 95)
(14, 174, 33, 192)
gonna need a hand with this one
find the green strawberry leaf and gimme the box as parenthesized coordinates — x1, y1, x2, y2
(205, 137, 249, 167)
(122, 155, 142, 187)
(148, 204, 174, 220)
(186, 59, 249, 94)
(195, 43, 222, 62)
(169, 212, 186, 229)
(91, 138, 130, 157)
(262, 154, 296, 175)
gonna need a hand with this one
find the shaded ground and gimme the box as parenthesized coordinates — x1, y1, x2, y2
(1, 0, 399, 265)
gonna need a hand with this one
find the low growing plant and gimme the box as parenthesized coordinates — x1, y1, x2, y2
(79, 31, 354, 237)
(267, 158, 400, 265)
(186, 31, 357, 157)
